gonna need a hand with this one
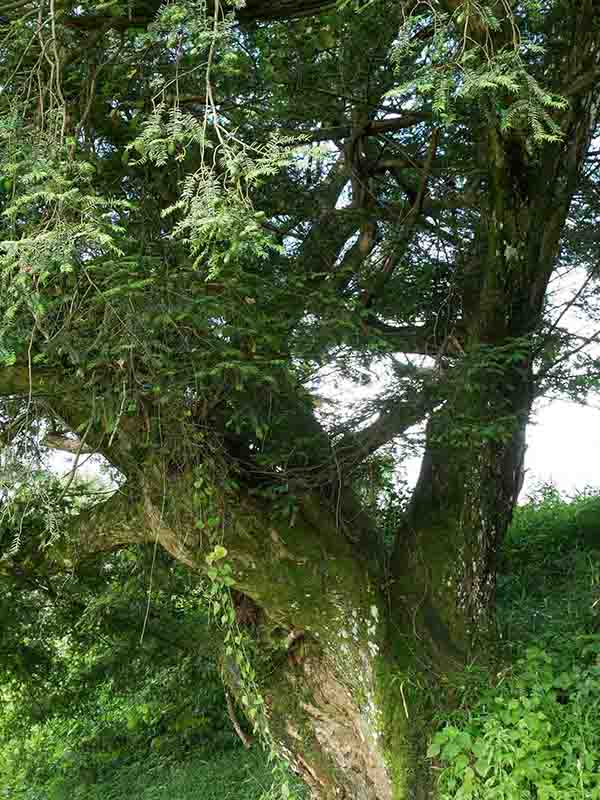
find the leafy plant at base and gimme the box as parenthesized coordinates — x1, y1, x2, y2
(426, 490, 600, 800)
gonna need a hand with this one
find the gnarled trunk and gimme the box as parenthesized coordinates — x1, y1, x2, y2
(134, 474, 452, 799)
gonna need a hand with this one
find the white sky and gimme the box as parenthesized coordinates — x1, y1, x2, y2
(523, 398, 600, 497)
(402, 399, 600, 501)
(315, 357, 600, 500)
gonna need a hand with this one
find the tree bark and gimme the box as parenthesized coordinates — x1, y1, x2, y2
(155, 483, 443, 800)
(390, 74, 599, 659)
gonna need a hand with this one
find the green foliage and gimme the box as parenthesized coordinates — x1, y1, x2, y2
(0, 0, 598, 490)
(390, 2, 567, 143)
(0, 741, 293, 800)
(499, 484, 600, 643)
(204, 545, 270, 739)
(0, 469, 81, 556)
(0, 472, 304, 800)
(351, 450, 412, 564)
(427, 489, 600, 799)
(504, 484, 600, 567)
(428, 643, 600, 799)
(0, 2, 308, 470)
(0, 652, 305, 799)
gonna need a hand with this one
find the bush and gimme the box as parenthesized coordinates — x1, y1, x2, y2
(0, 666, 304, 800)
(428, 639, 600, 800)
(498, 484, 600, 644)
(428, 488, 600, 800)
(502, 483, 600, 576)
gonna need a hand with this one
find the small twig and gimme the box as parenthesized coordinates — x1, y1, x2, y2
(57, 421, 92, 501)
(225, 690, 253, 749)
(360, 127, 440, 308)
(107, 379, 128, 448)
(26, 327, 35, 412)
(49, 0, 67, 140)
(399, 680, 410, 720)
(537, 270, 595, 348)
(140, 472, 166, 645)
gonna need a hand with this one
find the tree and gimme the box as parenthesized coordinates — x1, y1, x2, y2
(1, 1, 600, 797)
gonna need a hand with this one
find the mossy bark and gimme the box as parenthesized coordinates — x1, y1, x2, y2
(201, 492, 459, 800)
(236, 579, 443, 800)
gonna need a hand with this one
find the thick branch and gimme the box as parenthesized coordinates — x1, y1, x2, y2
(73, 490, 149, 559)
(42, 433, 94, 455)
(0, 364, 54, 398)
(0, 365, 147, 477)
(333, 387, 436, 466)
(565, 67, 600, 98)
(297, 113, 433, 145)
(363, 317, 465, 356)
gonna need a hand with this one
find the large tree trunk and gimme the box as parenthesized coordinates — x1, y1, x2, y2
(72, 461, 445, 799)
(392, 399, 529, 658)
(387, 90, 598, 659)
(0, 368, 448, 799)
(212, 493, 444, 800)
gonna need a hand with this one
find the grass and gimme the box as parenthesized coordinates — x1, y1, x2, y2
(0, 735, 306, 800)
(19, 750, 289, 800)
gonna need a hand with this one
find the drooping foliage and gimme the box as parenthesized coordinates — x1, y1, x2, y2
(1, 1, 598, 483)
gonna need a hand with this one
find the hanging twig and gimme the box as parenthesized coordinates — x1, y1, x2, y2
(225, 690, 254, 749)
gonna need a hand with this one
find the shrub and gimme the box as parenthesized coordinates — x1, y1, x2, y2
(428, 488, 600, 799)
(428, 640, 600, 800)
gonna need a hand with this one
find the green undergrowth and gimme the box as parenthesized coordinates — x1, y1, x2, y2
(0, 528, 305, 800)
(2, 484, 599, 800)
(0, 747, 285, 800)
(0, 667, 303, 800)
(428, 486, 600, 800)
(0, 682, 303, 800)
